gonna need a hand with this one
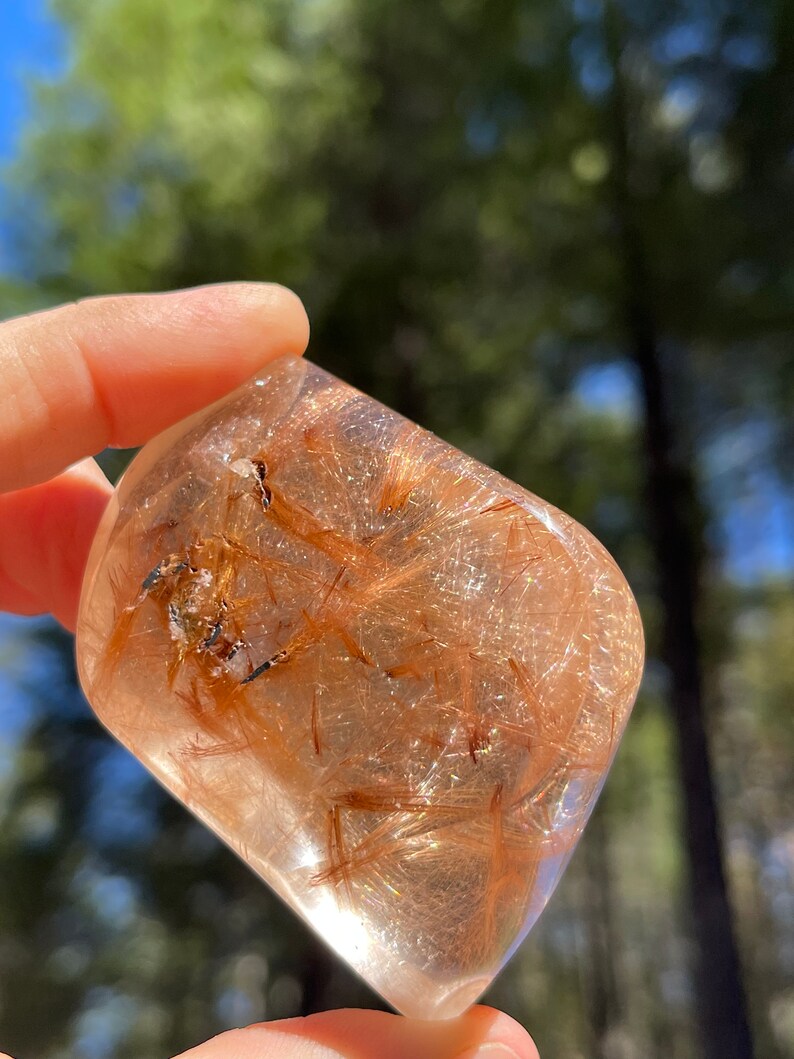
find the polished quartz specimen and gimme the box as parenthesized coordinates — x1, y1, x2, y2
(77, 354, 644, 1020)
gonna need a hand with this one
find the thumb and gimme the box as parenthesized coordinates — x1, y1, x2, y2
(172, 1006, 539, 1059)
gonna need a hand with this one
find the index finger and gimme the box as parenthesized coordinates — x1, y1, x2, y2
(0, 282, 309, 493)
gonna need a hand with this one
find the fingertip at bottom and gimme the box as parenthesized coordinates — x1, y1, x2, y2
(171, 1006, 538, 1059)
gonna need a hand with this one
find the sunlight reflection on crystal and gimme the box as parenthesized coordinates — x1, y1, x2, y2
(310, 894, 371, 965)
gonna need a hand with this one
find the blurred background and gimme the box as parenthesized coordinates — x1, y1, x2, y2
(0, 0, 792, 1057)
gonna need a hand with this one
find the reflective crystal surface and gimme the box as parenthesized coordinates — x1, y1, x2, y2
(77, 354, 644, 1019)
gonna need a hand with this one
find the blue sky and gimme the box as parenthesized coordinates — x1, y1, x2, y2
(0, 0, 64, 161)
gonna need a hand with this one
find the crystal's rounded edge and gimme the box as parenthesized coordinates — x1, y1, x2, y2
(473, 466, 647, 719)
(385, 976, 493, 1021)
(75, 484, 120, 697)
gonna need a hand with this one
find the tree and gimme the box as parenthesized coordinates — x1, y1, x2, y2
(2, 0, 792, 1055)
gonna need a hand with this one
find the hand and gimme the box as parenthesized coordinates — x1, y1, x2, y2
(0, 285, 539, 1058)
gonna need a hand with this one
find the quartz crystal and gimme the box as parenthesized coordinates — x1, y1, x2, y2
(77, 354, 644, 1019)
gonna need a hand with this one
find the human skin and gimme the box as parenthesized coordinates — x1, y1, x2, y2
(0, 283, 539, 1059)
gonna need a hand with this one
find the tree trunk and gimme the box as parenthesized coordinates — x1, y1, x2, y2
(581, 806, 623, 1059)
(603, 7, 755, 1058)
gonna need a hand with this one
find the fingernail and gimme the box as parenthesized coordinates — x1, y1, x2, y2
(456, 1045, 522, 1059)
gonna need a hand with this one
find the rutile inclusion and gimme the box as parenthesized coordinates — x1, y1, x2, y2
(77, 354, 644, 1019)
